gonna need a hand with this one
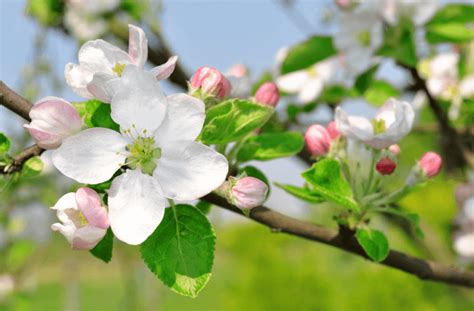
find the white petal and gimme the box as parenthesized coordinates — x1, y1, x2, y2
(111, 66, 167, 133)
(460, 75, 474, 98)
(72, 226, 107, 250)
(52, 192, 78, 225)
(154, 141, 229, 201)
(52, 128, 127, 184)
(65, 63, 94, 99)
(297, 78, 323, 103)
(276, 70, 309, 93)
(335, 107, 374, 142)
(154, 94, 205, 146)
(151, 56, 178, 80)
(78, 39, 129, 73)
(108, 169, 166, 245)
(128, 24, 148, 68)
(87, 73, 121, 103)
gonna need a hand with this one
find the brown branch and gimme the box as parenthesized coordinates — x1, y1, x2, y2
(204, 193, 474, 288)
(0, 81, 33, 121)
(1, 144, 44, 174)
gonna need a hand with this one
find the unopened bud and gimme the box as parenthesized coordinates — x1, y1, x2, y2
(326, 121, 341, 140)
(255, 82, 280, 107)
(191, 66, 231, 99)
(388, 144, 401, 155)
(418, 152, 442, 178)
(376, 157, 396, 175)
(305, 125, 331, 157)
(231, 177, 268, 210)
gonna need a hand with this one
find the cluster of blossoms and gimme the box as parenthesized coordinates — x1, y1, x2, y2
(24, 25, 279, 249)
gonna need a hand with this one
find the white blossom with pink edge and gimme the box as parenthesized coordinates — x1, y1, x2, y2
(51, 187, 109, 250)
(24, 96, 82, 149)
(52, 66, 228, 245)
(335, 98, 414, 149)
(65, 24, 177, 103)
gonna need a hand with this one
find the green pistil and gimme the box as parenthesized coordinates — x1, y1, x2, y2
(126, 136, 161, 175)
(357, 30, 371, 47)
(372, 119, 386, 135)
(307, 66, 318, 78)
(112, 63, 126, 76)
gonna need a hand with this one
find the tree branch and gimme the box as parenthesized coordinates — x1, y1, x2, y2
(0, 81, 33, 121)
(0, 144, 44, 174)
(204, 193, 474, 288)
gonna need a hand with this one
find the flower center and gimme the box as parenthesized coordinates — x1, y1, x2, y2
(372, 119, 386, 135)
(112, 63, 126, 77)
(307, 66, 318, 78)
(65, 209, 88, 228)
(357, 30, 371, 47)
(125, 130, 161, 175)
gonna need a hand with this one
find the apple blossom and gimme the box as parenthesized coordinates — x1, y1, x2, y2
(335, 98, 414, 149)
(51, 187, 109, 250)
(454, 233, 474, 259)
(65, 24, 177, 103)
(460, 75, 474, 99)
(226, 64, 252, 98)
(334, 7, 383, 74)
(421, 52, 459, 101)
(326, 121, 341, 140)
(24, 96, 82, 149)
(305, 125, 332, 157)
(418, 152, 442, 178)
(376, 157, 396, 175)
(255, 82, 280, 107)
(52, 66, 228, 245)
(191, 66, 231, 99)
(378, 0, 438, 26)
(276, 57, 339, 103)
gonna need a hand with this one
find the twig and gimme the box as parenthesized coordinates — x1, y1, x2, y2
(0, 81, 33, 121)
(1, 145, 45, 174)
(204, 193, 474, 288)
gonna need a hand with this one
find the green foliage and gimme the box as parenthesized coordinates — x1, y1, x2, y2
(251, 71, 273, 95)
(90, 229, 114, 263)
(377, 20, 417, 67)
(141, 204, 215, 298)
(21, 156, 43, 178)
(26, 0, 64, 26)
(355, 65, 379, 94)
(6, 240, 36, 272)
(0, 132, 11, 153)
(73, 100, 120, 131)
(281, 36, 337, 74)
(319, 85, 357, 104)
(426, 4, 474, 44)
(275, 183, 325, 204)
(200, 99, 273, 144)
(196, 201, 212, 215)
(363, 80, 400, 106)
(121, 0, 144, 20)
(236, 132, 304, 162)
(302, 159, 359, 211)
(355, 228, 389, 262)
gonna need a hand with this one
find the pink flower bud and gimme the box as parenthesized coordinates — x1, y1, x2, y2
(388, 144, 401, 155)
(418, 152, 442, 178)
(191, 66, 231, 99)
(305, 125, 331, 157)
(326, 121, 341, 140)
(51, 188, 109, 250)
(24, 97, 82, 149)
(255, 82, 280, 107)
(376, 157, 396, 175)
(231, 177, 268, 209)
(227, 64, 248, 78)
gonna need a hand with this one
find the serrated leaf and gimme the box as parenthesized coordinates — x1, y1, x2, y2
(196, 201, 212, 215)
(21, 156, 43, 178)
(90, 228, 114, 263)
(281, 36, 337, 74)
(237, 132, 304, 162)
(275, 183, 325, 204)
(200, 99, 273, 144)
(0, 132, 11, 153)
(301, 158, 359, 211)
(356, 228, 389, 262)
(363, 80, 400, 106)
(140, 204, 215, 298)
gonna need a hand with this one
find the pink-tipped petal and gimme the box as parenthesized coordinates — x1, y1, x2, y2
(24, 124, 61, 149)
(75, 187, 109, 229)
(304, 124, 331, 157)
(151, 56, 178, 80)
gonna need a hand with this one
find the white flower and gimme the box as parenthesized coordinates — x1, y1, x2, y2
(378, 0, 438, 26)
(51, 187, 109, 250)
(52, 66, 228, 245)
(276, 57, 339, 103)
(460, 75, 474, 99)
(334, 7, 383, 74)
(422, 52, 459, 100)
(65, 24, 177, 103)
(335, 98, 414, 149)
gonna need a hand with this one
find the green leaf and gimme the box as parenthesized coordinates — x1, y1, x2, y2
(355, 65, 379, 94)
(0, 132, 11, 153)
(281, 36, 337, 74)
(377, 21, 417, 67)
(141, 204, 215, 298)
(355, 228, 389, 262)
(121, 0, 145, 20)
(275, 183, 325, 204)
(363, 80, 400, 106)
(90, 228, 114, 263)
(374, 207, 424, 239)
(319, 85, 357, 104)
(196, 200, 212, 215)
(7, 240, 36, 271)
(425, 4, 474, 43)
(26, 0, 64, 26)
(73, 100, 120, 131)
(21, 156, 43, 178)
(200, 99, 273, 144)
(237, 132, 304, 162)
(301, 159, 359, 211)
(428, 4, 474, 25)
